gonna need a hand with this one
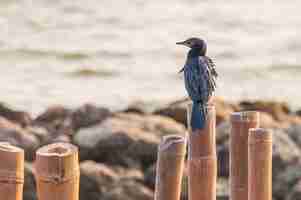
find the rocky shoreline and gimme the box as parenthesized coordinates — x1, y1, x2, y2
(1, 97, 301, 200)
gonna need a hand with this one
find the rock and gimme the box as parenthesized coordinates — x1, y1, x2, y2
(80, 161, 111, 200)
(123, 101, 153, 115)
(213, 97, 239, 125)
(153, 98, 188, 126)
(154, 97, 239, 127)
(144, 164, 156, 189)
(102, 180, 154, 200)
(216, 121, 231, 145)
(26, 126, 51, 145)
(286, 124, 301, 148)
(217, 178, 229, 200)
(74, 113, 184, 168)
(80, 161, 151, 200)
(239, 100, 290, 121)
(72, 104, 111, 130)
(274, 164, 301, 200)
(35, 105, 72, 124)
(217, 142, 229, 177)
(259, 112, 280, 128)
(216, 126, 301, 179)
(287, 180, 301, 200)
(272, 129, 301, 178)
(0, 103, 32, 127)
(34, 105, 74, 136)
(0, 117, 39, 161)
(216, 112, 279, 146)
(23, 163, 37, 200)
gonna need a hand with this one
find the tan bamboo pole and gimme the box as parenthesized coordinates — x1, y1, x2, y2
(154, 135, 187, 200)
(187, 103, 217, 200)
(248, 128, 272, 200)
(0, 142, 24, 200)
(230, 111, 259, 200)
(35, 143, 79, 200)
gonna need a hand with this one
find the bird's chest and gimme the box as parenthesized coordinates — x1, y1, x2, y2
(184, 58, 201, 75)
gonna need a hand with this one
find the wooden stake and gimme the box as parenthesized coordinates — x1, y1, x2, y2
(154, 135, 187, 200)
(35, 143, 79, 200)
(248, 128, 272, 200)
(230, 111, 259, 200)
(0, 142, 24, 200)
(187, 104, 217, 200)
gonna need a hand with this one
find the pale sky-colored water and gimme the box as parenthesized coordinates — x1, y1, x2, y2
(0, 0, 300, 115)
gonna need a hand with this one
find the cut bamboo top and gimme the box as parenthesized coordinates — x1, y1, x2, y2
(159, 135, 186, 156)
(231, 111, 259, 122)
(35, 143, 79, 183)
(249, 128, 273, 144)
(0, 142, 24, 183)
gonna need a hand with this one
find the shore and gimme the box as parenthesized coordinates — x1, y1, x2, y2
(1, 97, 301, 200)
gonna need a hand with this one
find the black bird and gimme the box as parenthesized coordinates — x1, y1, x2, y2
(177, 37, 218, 131)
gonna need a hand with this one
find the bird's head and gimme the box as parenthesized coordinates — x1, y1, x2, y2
(176, 37, 207, 55)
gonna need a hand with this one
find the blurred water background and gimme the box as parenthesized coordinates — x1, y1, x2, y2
(0, 0, 300, 115)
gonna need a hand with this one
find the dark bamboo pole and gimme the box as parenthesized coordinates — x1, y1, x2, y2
(35, 143, 79, 200)
(154, 135, 187, 200)
(230, 111, 259, 200)
(0, 142, 24, 200)
(248, 128, 272, 200)
(187, 103, 217, 200)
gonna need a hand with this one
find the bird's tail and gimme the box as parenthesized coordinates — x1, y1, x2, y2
(190, 101, 207, 131)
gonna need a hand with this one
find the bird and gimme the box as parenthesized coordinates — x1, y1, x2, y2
(177, 37, 218, 131)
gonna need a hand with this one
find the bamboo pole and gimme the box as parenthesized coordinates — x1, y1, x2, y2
(35, 142, 79, 200)
(187, 103, 217, 200)
(0, 142, 24, 200)
(248, 128, 272, 200)
(230, 111, 259, 200)
(154, 135, 187, 200)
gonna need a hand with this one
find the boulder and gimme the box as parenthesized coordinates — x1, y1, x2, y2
(286, 124, 301, 148)
(0, 117, 39, 161)
(34, 105, 74, 136)
(153, 97, 239, 127)
(72, 104, 111, 130)
(273, 164, 301, 200)
(217, 178, 229, 200)
(216, 127, 301, 180)
(144, 164, 156, 189)
(239, 100, 290, 121)
(80, 160, 152, 200)
(272, 129, 301, 178)
(213, 97, 240, 125)
(153, 98, 188, 126)
(0, 103, 32, 127)
(287, 180, 301, 200)
(101, 180, 154, 200)
(74, 113, 185, 168)
(23, 163, 37, 200)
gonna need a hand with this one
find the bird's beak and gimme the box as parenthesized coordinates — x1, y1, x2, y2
(176, 41, 186, 45)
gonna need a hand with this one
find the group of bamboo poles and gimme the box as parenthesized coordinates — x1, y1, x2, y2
(154, 103, 273, 200)
(0, 142, 79, 200)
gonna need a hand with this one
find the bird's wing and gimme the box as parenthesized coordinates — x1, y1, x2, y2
(184, 57, 209, 103)
(199, 57, 217, 96)
(205, 56, 218, 77)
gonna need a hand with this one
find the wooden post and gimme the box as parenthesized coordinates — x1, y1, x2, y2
(248, 128, 272, 200)
(154, 135, 187, 200)
(0, 142, 24, 200)
(230, 111, 259, 200)
(187, 103, 217, 200)
(35, 143, 80, 200)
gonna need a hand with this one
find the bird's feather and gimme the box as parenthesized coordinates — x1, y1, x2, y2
(182, 55, 217, 130)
